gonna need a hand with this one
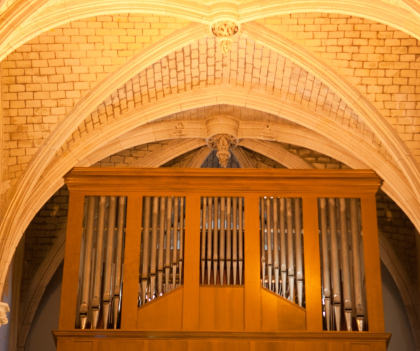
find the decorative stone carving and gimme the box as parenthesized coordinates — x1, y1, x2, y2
(211, 20, 239, 54)
(208, 134, 237, 168)
(0, 302, 10, 327)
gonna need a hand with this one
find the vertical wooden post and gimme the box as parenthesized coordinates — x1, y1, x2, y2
(121, 195, 142, 329)
(183, 195, 201, 330)
(361, 195, 384, 332)
(302, 197, 323, 331)
(59, 191, 85, 329)
(244, 195, 261, 331)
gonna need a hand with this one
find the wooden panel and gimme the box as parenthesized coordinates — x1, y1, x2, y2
(121, 195, 142, 329)
(183, 195, 201, 329)
(57, 340, 92, 351)
(55, 330, 390, 351)
(137, 288, 183, 330)
(260, 289, 305, 331)
(59, 191, 85, 329)
(302, 197, 323, 331)
(361, 196, 385, 332)
(65, 168, 381, 197)
(199, 287, 244, 331)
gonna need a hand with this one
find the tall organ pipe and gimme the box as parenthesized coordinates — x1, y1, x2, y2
(232, 197, 238, 285)
(273, 198, 280, 294)
(261, 198, 266, 288)
(141, 197, 151, 304)
(294, 199, 303, 307)
(201, 198, 207, 284)
(113, 196, 126, 329)
(238, 198, 244, 285)
(286, 199, 295, 302)
(266, 198, 273, 290)
(102, 196, 117, 329)
(91, 196, 106, 329)
(150, 197, 159, 299)
(279, 198, 287, 297)
(351, 199, 365, 331)
(213, 198, 219, 284)
(329, 198, 341, 331)
(172, 198, 179, 288)
(207, 198, 213, 284)
(178, 198, 184, 284)
(226, 198, 232, 285)
(220, 197, 226, 284)
(165, 198, 172, 292)
(320, 198, 332, 331)
(157, 197, 166, 295)
(79, 197, 96, 329)
(339, 199, 353, 331)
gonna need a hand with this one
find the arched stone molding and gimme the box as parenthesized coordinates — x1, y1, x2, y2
(1, 0, 419, 62)
(17, 228, 65, 351)
(239, 139, 312, 169)
(130, 139, 206, 168)
(1, 21, 420, 296)
(1, 89, 418, 299)
(379, 235, 420, 348)
(242, 22, 420, 202)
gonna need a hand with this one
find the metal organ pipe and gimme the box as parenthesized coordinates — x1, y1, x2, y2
(207, 198, 213, 284)
(232, 197, 238, 285)
(201, 197, 207, 285)
(238, 197, 244, 285)
(165, 197, 172, 292)
(266, 198, 273, 291)
(328, 198, 341, 331)
(339, 199, 353, 331)
(141, 197, 151, 304)
(220, 197, 226, 285)
(280, 198, 287, 298)
(150, 197, 159, 299)
(350, 199, 365, 331)
(320, 198, 332, 331)
(113, 196, 126, 329)
(172, 198, 179, 289)
(272, 198, 280, 295)
(102, 196, 117, 329)
(286, 199, 295, 302)
(178, 197, 184, 285)
(91, 196, 106, 329)
(294, 199, 303, 307)
(158, 197, 166, 295)
(226, 198, 232, 285)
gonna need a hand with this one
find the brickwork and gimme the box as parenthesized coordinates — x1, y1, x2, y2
(257, 13, 420, 161)
(60, 34, 379, 161)
(377, 189, 418, 283)
(20, 186, 68, 303)
(0, 14, 189, 183)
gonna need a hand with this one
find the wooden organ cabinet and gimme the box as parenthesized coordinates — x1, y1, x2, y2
(54, 168, 390, 350)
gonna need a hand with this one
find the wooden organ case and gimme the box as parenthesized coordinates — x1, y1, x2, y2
(54, 168, 390, 351)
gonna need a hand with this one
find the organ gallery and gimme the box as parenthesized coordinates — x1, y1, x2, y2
(54, 168, 389, 350)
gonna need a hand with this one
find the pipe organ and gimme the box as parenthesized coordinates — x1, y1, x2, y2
(55, 168, 390, 351)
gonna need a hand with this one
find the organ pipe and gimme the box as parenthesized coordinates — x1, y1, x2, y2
(238, 197, 244, 285)
(158, 197, 166, 295)
(350, 199, 365, 331)
(79, 196, 95, 329)
(226, 198, 232, 285)
(141, 197, 151, 304)
(220, 197, 226, 284)
(320, 198, 332, 331)
(339, 199, 352, 331)
(272, 198, 280, 295)
(286, 199, 295, 302)
(150, 197, 159, 299)
(102, 196, 117, 328)
(91, 196, 106, 329)
(294, 199, 303, 307)
(113, 196, 126, 329)
(328, 198, 341, 331)
(279, 198, 287, 298)
(232, 197, 238, 285)
(172, 198, 179, 289)
(201, 198, 207, 284)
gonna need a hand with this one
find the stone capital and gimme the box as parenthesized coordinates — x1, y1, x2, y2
(0, 302, 9, 327)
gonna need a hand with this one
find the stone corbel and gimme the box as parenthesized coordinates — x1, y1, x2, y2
(0, 302, 10, 326)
